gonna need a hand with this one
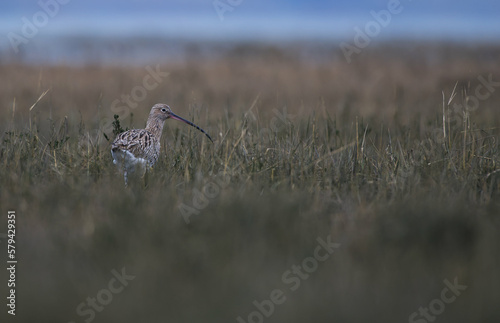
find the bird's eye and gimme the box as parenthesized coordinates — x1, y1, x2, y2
(161, 108, 167, 112)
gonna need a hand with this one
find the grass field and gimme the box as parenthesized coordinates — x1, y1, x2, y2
(1, 42, 500, 323)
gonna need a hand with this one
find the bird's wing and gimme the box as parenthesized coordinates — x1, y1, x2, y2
(111, 129, 156, 160)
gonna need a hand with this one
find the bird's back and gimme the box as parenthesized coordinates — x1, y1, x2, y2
(111, 129, 160, 167)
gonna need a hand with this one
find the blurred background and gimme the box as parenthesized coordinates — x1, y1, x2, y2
(1, 1, 500, 323)
(1, 0, 500, 65)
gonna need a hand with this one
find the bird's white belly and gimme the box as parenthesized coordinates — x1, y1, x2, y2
(111, 149, 149, 173)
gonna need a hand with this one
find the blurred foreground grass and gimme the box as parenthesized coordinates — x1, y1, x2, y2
(0, 43, 500, 323)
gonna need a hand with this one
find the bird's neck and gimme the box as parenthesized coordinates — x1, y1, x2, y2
(145, 115, 165, 139)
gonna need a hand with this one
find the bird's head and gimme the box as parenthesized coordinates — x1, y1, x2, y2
(149, 103, 213, 142)
(151, 103, 174, 121)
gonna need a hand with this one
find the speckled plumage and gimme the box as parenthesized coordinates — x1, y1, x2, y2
(112, 129, 160, 166)
(111, 103, 213, 184)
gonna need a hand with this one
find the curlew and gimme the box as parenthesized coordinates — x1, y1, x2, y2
(111, 103, 213, 185)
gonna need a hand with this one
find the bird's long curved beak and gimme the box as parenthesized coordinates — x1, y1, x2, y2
(169, 112, 214, 143)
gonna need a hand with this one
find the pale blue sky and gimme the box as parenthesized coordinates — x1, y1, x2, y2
(1, 0, 499, 40)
